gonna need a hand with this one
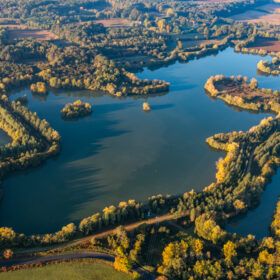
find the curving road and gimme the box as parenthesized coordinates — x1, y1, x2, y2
(0, 212, 188, 279)
(0, 251, 155, 279)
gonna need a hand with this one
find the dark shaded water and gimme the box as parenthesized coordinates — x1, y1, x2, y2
(0, 48, 278, 235)
(0, 130, 10, 146)
(226, 172, 280, 239)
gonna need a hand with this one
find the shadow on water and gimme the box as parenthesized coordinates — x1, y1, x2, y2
(0, 101, 131, 234)
(152, 104, 175, 111)
(0, 47, 279, 236)
(226, 169, 280, 239)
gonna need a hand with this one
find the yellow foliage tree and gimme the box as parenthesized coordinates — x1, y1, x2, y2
(223, 241, 237, 264)
(114, 255, 132, 273)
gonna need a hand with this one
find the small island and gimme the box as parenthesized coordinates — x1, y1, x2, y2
(30, 82, 48, 94)
(142, 102, 151, 111)
(257, 58, 280, 76)
(204, 75, 280, 113)
(61, 100, 92, 119)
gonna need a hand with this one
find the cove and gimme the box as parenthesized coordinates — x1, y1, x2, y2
(0, 48, 277, 235)
(226, 171, 280, 239)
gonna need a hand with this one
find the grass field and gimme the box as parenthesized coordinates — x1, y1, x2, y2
(0, 262, 132, 280)
(7, 28, 58, 41)
(94, 18, 134, 28)
(230, 3, 280, 25)
(248, 37, 280, 52)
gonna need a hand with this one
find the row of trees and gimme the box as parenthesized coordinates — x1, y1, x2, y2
(0, 95, 60, 177)
(0, 194, 178, 248)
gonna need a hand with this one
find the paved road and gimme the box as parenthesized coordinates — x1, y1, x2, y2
(0, 212, 188, 279)
(0, 251, 155, 279)
(0, 252, 114, 267)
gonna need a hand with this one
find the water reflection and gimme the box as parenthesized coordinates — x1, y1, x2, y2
(0, 48, 278, 235)
(226, 172, 280, 239)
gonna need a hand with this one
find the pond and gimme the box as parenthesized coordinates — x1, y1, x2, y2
(0, 48, 278, 235)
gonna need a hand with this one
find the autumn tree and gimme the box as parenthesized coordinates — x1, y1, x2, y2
(223, 241, 237, 265)
(3, 249, 13, 259)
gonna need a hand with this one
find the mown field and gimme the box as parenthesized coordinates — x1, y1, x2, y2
(0, 262, 132, 280)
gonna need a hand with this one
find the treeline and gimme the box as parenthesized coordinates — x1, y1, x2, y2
(0, 95, 60, 178)
(0, 62, 37, 94)
(271, 200, 280, 239)
(0, 194, 179, 248)
(37, 53, 169, 95)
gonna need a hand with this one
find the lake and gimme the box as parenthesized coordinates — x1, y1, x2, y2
(0, 48, 278, 235)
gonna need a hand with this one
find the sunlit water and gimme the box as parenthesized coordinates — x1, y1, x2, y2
(0, 48, 278, 235)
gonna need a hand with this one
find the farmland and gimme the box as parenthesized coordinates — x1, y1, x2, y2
(230, 3, 280, 25)
(248, 37, 280, 52)
(6, 28, 58, 42)
(0, 262, 132, 280)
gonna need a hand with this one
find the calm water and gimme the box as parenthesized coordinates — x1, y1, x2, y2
(0, 48, 278, 235)
(0, 131, 10, 146)
(226, 172, 280, 239)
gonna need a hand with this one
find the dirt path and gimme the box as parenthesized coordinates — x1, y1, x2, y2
(54, 212, 185, 250)
(14, 212, 187, 256)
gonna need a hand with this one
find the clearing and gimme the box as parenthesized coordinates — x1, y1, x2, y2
(94, 18, 136, 28)
(0, 24, 58, 42)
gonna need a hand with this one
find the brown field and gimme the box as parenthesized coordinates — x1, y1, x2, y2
(94, 18, 135, 28)
(6, 26, 58, 41)
(230, 3, 280, 25)
(215, 79, 274, 101)
(248, 37, 280, 52)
